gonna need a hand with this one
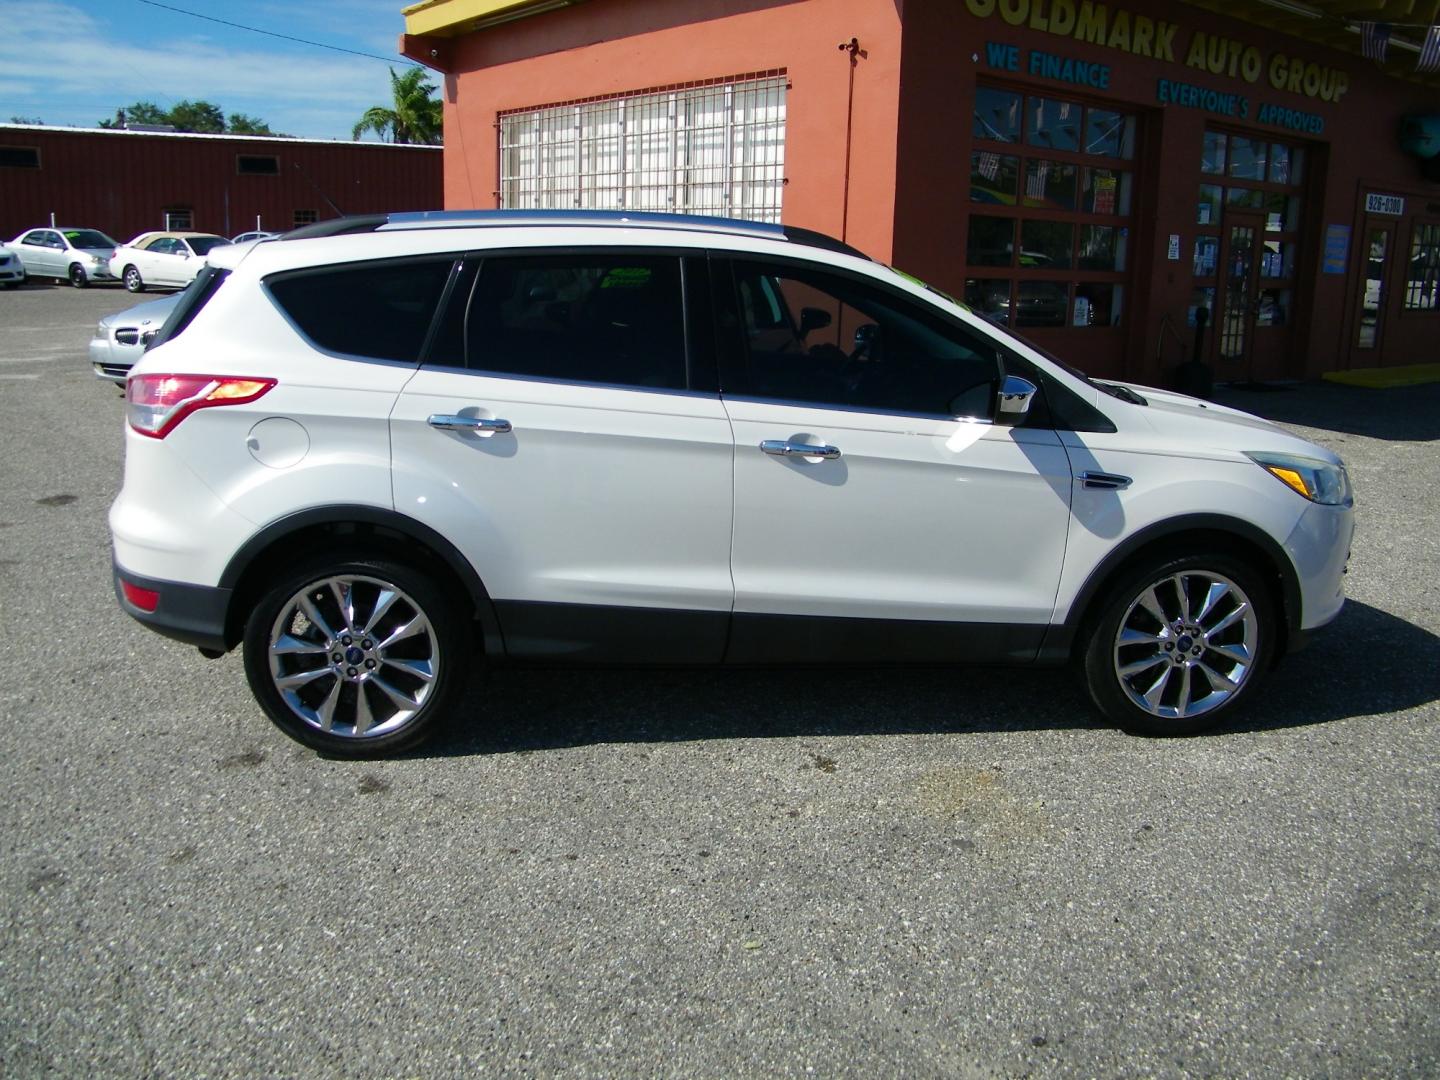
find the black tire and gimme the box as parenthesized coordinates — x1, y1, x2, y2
(242, 554, 472, 757)
(68, 263, 88, 288)
(123, 265, 144, 293)
(1082, 551, 1276, 737)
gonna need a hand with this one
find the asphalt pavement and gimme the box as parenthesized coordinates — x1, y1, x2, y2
(1, 281, 1437, 1077)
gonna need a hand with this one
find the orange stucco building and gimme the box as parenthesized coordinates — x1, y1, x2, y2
(397, 0, 1440, 385)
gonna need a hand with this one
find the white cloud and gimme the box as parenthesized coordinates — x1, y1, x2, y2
(0, 0, 409, 139)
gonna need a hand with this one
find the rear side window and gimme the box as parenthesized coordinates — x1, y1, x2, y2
(268, 258, 455, 362)
(461, 254, 686, 390)
(147, 267, 230, 352)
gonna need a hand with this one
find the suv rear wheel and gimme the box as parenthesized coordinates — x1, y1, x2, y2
(242, 555, 470, 756)
(1083, 552, 1276, 736)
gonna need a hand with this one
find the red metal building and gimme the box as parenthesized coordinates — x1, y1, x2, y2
(397, 0, 1440, 384)
(0, 125, 442, 244)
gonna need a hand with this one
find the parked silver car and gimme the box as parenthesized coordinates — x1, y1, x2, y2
(9, 227, 119, 287)
(90, 292, 181, 383)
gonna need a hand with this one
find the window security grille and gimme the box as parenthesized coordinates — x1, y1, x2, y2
(294, 209, 318, 226)
(499, 74, 787, 223)
(164, 209, 193, 231)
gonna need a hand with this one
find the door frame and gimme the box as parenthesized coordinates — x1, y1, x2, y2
(1346, 216, 1398, 367)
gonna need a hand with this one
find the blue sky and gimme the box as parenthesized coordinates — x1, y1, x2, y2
(0, 0, 423, 140)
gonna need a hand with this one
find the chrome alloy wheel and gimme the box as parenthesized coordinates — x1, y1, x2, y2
(266, 574, 438, 739)
(1112, 571, 1259, 721)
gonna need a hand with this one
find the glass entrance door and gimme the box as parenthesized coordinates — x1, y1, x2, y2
(1355, 224, 1394, 352)
(1216, 219, 1258, 370)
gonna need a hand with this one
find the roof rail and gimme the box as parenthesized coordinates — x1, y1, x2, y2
(277, 209, 873, 261)
(782, 226, 871, 261)
(280, 215, 388, 241)
(381, 209, 788, 240)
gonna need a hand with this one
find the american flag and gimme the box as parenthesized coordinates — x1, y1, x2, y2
(1026, 162, 1050, 201)
(1360, 21, 1390, 62)
(1419, 25, 1440, 72)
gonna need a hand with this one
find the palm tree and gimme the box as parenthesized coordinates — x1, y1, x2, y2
(352, 67, 442, 145)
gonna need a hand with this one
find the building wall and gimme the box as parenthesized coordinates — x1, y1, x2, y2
(893, 0, 1439, 380)
(431, 0, 906, 262)
(0, 126, 442, 243)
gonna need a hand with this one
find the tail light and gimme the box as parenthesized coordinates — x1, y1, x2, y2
(127, 374, 275, 439)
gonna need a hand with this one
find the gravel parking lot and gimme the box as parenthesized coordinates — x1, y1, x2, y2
(1, 282, 1437, 1077)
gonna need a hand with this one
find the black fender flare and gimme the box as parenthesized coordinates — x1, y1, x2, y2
(218, 504, 505, 655)
(1038, 513, 1303, 662)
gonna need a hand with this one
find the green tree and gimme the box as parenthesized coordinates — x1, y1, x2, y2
(98, 100, 277, 135)
(352, 67, 442, 145)
(227, 112, 274, 135)
(167, 100, 226, 133)
(99, 101, 168, 128)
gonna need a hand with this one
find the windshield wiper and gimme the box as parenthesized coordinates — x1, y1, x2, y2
(1098, 382, 1148, 405)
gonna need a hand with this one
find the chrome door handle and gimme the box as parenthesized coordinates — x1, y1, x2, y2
(427, 414, 512, 434)
(760, 439, 841, 460)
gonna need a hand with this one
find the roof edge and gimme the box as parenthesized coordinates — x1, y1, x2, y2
(0, 123, 442, 150)
(402, 0, 587, 38)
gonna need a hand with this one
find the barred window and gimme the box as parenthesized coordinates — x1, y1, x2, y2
(1403, 222, 1439, 312)
(499, 74, 787, 223)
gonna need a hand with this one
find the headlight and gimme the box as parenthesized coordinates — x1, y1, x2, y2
(1245, 451, 1351, 505)
(86, 254, 103, 266)
(93, 322, 107, 340)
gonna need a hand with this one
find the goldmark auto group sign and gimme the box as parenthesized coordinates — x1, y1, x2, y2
(964, 0, 1351, 104)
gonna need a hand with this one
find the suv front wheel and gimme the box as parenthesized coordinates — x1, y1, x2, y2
(242, 555, 470, 756)
(1083, 552, 1276, 736)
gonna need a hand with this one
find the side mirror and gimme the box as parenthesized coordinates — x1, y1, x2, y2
(798, 306, 832, 337)
(995, 375, 1037, 426)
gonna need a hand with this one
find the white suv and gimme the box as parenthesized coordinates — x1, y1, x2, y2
(110, 211, 1354, 756)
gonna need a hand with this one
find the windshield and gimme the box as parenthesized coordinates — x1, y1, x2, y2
(65, 230, 117, 249)
(187, 236, 230, 256)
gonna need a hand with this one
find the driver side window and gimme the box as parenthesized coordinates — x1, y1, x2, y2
(725, 259, 1002, 418)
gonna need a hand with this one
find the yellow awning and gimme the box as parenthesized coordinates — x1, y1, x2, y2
(402, 0, 586, 38)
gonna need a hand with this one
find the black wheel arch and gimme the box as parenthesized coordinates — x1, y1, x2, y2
(1040, 514, 1303, 664)
(218, 505, 505, 655)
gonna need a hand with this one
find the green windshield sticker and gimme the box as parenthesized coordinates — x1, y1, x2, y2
(889, 265, 967, 309)
(600, 267, 652, 289)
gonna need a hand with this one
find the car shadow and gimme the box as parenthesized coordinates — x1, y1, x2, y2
(1213, 380, 1440, 442)
(415, 600, 1437, 757)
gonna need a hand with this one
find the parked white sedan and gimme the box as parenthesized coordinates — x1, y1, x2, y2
(9, 227, 120, 287)
(0, 241, 24, 289)
(109, 232, 230, 292)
